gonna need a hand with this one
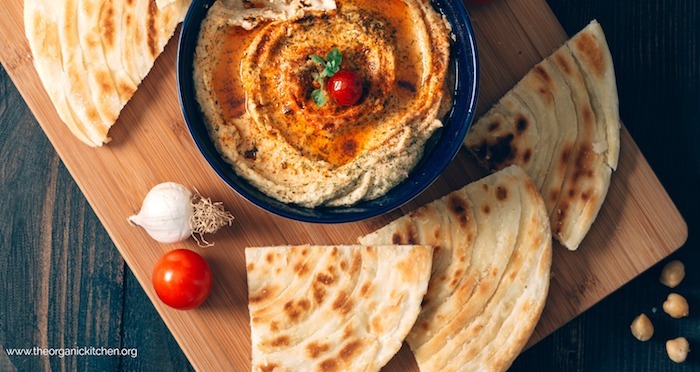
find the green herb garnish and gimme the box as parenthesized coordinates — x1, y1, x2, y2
(309, 47, 342, 107)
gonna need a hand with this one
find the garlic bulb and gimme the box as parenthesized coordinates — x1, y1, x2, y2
(128, 182, 194, 243)
(128, 182, 234, 245)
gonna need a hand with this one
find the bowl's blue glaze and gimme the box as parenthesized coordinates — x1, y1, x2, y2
(177, 0, 478, 223)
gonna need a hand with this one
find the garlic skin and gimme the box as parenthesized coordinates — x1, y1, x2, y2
(128, 182, 194, 243)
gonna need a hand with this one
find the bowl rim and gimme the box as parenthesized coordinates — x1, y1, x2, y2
(177, 0, 479, 224)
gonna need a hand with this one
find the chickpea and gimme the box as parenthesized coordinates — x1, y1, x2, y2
(666, 337, 690, 363)
(660, 260, 685, 288)
(663, 293, 689, 319)
(630, 313, 654, 341)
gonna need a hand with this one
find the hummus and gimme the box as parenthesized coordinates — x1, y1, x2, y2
(194, 0, 452, 207)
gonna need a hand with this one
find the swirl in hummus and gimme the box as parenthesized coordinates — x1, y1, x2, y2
(194, 0, 452, 207)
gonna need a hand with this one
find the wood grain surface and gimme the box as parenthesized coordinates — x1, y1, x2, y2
(1, 0, 698, 371)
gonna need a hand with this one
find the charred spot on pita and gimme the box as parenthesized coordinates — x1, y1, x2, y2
(340, 339, 363, 361)
(560, 146, 572, 166)
(496, 185, 508, 200)
(555, 53, 571, 75)
(575, 33, 605, 78)
(516, 116, 528, 134)
(319, 358, 339, 372)
(101, 4, 116, 47)
(359, 282, 372, 297)
(481, 133, 515, 168)
(332, 291, 353, 314)
(446, 194, 469, 227)
(270, 335, 290, 347)
(294, 262, 309, 276)
(284, 299, 309, 321)
(249, 285, 274, 303)
(581, 189, 593, 201)
(312, 282, 326, 304)
(550, 189, 559, 202)
(316, 272, 335, 286)
(534, 64, 553, 84)
(147, 1, 158, 59)
(306, 342, 331, 359)
(258, 363, 278, 372)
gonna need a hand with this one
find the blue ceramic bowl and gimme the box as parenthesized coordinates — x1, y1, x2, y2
(177, 0, 478, 223)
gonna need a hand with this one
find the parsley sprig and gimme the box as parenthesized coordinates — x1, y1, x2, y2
(308, 48, 342, 107)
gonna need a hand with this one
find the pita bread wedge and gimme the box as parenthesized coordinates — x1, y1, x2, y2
(360, 165, 552, 371)
(245, 244, 433, 372)
(465, 20, 619, 250)
(24, 0, 191, 147)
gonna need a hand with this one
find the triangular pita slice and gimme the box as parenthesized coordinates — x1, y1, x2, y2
(245, 245, 433, 372)
(359, 165, 552, 371)
(464, 20, 619, 250)
(24, 0, 191, 147)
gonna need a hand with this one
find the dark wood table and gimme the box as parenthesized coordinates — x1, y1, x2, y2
(1, 0, 697, 370)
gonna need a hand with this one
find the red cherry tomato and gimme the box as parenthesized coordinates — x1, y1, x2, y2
(326, 69, 363, 106)
(152, 249, 213, 310)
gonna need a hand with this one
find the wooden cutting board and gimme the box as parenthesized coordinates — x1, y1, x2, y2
(0, 0, 688, 370)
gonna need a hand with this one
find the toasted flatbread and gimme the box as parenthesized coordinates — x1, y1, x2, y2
(24, 0, 191, 147)
(360, 165, 552, 371)
(465, 20, 619, 250)
(245, 245, 433, 372)
(208, 0, 337, 30)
